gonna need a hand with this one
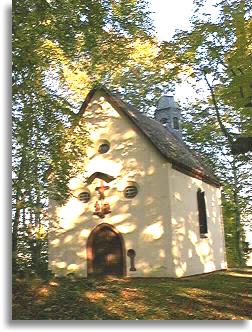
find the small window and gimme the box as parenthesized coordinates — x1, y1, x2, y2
(124, 185, 138, 199)
(173, 117, 179, 129)
(78, 191, 90, 203)
(160, 118, 168, 125)
(97, 139, 110, 154)
(197, 189, 208, 236)
(98, 142, 110, 154)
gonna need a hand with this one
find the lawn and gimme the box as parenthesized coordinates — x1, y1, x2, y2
(12, 269, 252, 320)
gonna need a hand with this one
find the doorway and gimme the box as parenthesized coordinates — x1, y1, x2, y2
(87, 223, 125, 276)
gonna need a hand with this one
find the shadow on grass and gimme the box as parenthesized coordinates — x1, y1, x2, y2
(12, 270, 252, 320)
(13, 276, 123, 320)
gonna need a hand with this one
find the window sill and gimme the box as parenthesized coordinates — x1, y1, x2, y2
(200, 234, 208, 239)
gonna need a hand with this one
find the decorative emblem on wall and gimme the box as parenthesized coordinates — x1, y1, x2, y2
(93, 180, 111, 218)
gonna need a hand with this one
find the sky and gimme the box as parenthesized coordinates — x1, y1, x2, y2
(149, 0, 198, 103)
(149, 0, 219, 41)
(149, 0, 221, 103)
(149, 0, 194, 42)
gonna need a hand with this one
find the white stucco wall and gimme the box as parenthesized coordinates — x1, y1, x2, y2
(168, 168, 227, 277)
(48, 91, 227, 278)
(48, 91, 172, 277)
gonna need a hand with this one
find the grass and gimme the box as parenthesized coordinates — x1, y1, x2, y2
(12, 268, 252, 320)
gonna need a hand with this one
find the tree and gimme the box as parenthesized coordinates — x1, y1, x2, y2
(180, 100, 251, 266)
(161, 0, 252, 265)
(12, 0, 174, 272)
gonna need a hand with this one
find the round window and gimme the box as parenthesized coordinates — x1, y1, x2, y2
(98, 142, 110, 154)
(78, 191, 90, 203)
(124, 185, 138, 199)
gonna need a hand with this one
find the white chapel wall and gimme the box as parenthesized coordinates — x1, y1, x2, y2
(48, 91, 173, 277)
(168, 168, 227, 277)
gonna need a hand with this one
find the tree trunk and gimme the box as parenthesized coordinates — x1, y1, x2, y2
(28, 210, 39, 272)
(204, 74, 244, 266)
(232, 158, 243, 267)
(12, 156, 25, 273)
(12, 196, 21, 273)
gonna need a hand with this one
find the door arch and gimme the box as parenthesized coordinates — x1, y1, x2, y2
(87, 223, 126, 276)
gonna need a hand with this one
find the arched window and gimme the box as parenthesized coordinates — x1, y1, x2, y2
(197, 189, 208, 236)
(160, 117, 168, 125)
(173, 117, 179, 129)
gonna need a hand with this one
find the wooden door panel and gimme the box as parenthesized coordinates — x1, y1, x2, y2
(92, 226, 123, 275)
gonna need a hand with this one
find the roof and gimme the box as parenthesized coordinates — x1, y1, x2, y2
(77, 86, 220, 187)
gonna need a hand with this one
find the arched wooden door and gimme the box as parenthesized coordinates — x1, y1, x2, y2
(87, 224, 125, 276)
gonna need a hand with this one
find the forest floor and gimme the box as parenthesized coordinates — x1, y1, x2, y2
(12, 268, 252, 320)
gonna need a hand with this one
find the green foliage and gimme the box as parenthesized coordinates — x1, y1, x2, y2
(13, 0, 168, 273)
(162, 0, 252, 133)
(181, 98, 251, 266)
(222, 188, 249, 267)
(166, 0, 252, 266)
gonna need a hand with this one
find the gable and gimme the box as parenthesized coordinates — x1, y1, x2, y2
(81, 90, 167, 181)
(77, 86, 220, 187)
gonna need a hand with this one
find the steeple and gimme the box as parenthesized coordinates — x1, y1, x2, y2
(154, 95, 182, 138)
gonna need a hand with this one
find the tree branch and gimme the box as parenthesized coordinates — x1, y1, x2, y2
(202, 69, 234, 146)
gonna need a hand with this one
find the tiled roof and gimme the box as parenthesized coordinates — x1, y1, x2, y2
(78, 86, 220, 187)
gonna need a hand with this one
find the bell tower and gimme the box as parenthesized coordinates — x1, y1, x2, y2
(154, 96, 182, 138)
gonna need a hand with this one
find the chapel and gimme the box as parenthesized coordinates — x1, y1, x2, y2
(48, 86, 227, 278)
